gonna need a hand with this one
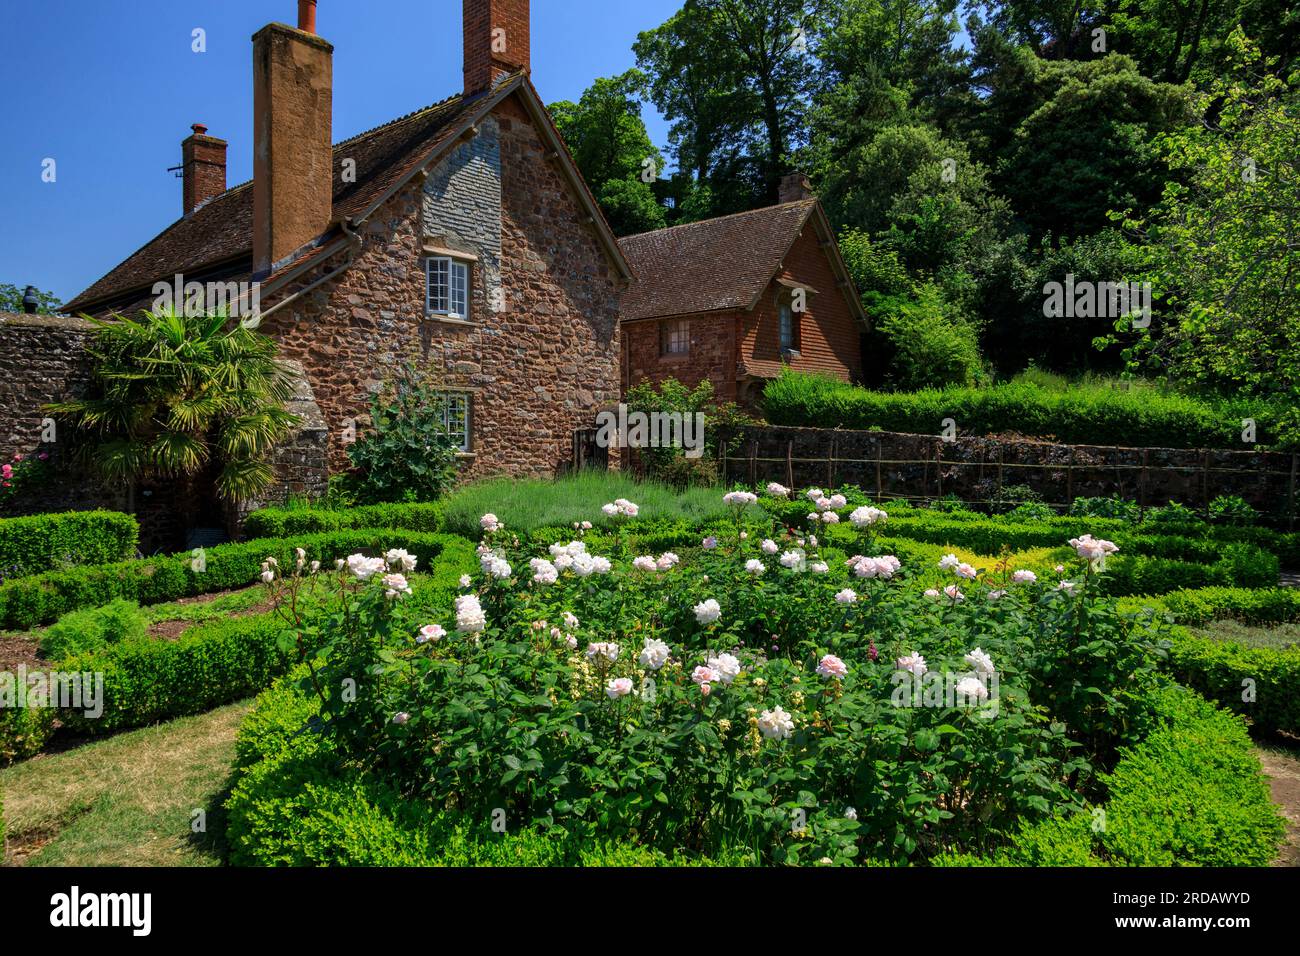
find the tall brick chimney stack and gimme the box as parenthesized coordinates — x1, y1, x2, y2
(779, 171, 815, 204)
(251, 7, 334, 277)
(181, 124, 228, 216)
(464, 0, 530, 98)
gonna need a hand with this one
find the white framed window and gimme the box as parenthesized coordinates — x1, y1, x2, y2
(425, 256, 470, 319)
(437, 392, 472, 453)
(779, 302, 799, 353)
(661, 318, 690, 356)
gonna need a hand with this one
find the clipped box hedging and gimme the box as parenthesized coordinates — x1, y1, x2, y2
(763, 371, 1278, 449)
(0, 511, 139, 579)
(1119, 586, 1300, 627)
(225, 674, 741, 868)
(0, 533, 479, 762)
(1161, 629, 1300, 737)
(0, 529, 469, 630)
(937, 688, 1284, 866)
(1098, 545, 1279, 597)
(243, 503, 444, 539)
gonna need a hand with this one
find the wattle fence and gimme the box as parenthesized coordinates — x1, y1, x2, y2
(712, 425, 1298, 527)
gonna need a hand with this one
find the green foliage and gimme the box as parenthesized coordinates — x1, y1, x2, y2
(1122, 586, 1300, 627)
(45, 310, 299, 503)
(39, 598, 148, 661)
(244, 503, 444, 539)
(1162, 627, 1300, 737)
(939, 687, 1284, 866)
(0, 283, 60, 314)
(549, 70, 666, 235)
(875, 283, 985, 388)
(1110, 33, 1300, 444)
(345, 363, 462, 504)
(621, 377, 754, 488)
(0, 510, 139, 580)
(0, 529, 471, 630)
(1069, 496, 1143, 522)
(761, 369, 1289, 449)
(1208, 495, 1259, 527)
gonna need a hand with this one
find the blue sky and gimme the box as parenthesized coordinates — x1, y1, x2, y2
(0, 0, 684, 304)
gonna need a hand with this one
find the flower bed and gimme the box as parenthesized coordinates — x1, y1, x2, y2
(0, 536, 479, 763)
(0, 510, 139, 580)
(221, 491, 1279, 866)
(0, 529, 470, 630)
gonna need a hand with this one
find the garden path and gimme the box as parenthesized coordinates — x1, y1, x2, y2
(1259, 745, 1300, 866)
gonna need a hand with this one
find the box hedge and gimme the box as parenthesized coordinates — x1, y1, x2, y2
(937, 688, 1284, 866)
(0, 529, 470, 630)
(0, 511, 139, 579)
(0, 534, 479, 762)
(243, 503, 444, 539)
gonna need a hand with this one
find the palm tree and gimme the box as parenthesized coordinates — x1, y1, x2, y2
(47, 309, 301, 503)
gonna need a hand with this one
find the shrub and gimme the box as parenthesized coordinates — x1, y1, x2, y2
(1121, 586, 1300, 626)
(0, 536, 480, 761)
(344, 362, 461, 503)
(0, 529, 469, 630)
(762, 370, 1283, 449)
(0, 511, 139, 580)
(1161, 629, 1300, 737)
(1069, 496, 1142, 522)
(938, 688, 1284, 866)
(39, 598, 148, 661)
(875, 283, 985, 389)
(244, 503, 444, 539)
(46, 309, 300, 502)
(1208, 495, 1259, 526)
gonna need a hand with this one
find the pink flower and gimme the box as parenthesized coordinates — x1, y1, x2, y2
(817, 654, 848, 679)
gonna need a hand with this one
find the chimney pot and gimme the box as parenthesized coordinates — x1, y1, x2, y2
(182, 124, 228, 216)
(21, 286, 39, 315)
(298, 0, 318, 33)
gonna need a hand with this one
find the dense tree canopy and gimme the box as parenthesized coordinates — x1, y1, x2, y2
(549, 1, 1298, 411)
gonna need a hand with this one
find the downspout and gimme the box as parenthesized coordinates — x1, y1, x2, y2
(255, 218, 364, 325)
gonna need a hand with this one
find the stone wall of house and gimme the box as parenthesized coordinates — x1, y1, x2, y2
(262, 90, 624, 482)
(718, 424, 1299, 524)
(621, 311, 739, 403)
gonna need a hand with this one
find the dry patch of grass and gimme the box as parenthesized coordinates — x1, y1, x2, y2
(1, 700, 250, 867)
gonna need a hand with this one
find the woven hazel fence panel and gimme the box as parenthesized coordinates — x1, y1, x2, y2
(715, 425, 1299, 527)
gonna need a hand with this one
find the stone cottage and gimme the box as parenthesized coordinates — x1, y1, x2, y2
(64, 0, 632, 516)
(618, 178, 869, 409)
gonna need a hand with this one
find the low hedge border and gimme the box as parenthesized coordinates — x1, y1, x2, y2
(243, 503, 444, 539)
(937, 687, 1285, 866)
(0, 511, 139, 580)
(0, 534, 479, 763)
(224, 672, 746, 867)
(0, 529, 473, 630)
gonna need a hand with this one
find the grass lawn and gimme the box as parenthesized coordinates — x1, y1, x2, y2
(437, 470, 726, 537)
(1, 700, 250, 867)
(1190, 618, 1300, 651)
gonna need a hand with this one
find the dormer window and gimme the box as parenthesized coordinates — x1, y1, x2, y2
(426, 256, 470, 320)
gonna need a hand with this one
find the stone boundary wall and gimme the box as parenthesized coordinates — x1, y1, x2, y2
(716, 424, 1298, 525)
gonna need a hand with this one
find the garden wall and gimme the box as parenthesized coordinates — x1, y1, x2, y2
(716, 424, 1298, 525)
(0, 313, 328, 552)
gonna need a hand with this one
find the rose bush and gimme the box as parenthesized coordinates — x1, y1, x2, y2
(261, 492, 1167, 865)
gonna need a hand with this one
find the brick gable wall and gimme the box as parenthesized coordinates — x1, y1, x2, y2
(261, 91, 622, 482)
(621, 218, 862, 409)
(739, 221, 862, 382)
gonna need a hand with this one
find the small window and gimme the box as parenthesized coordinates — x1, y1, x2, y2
(779, 302, 799, 353)
(426, 257, 470, 319)
(661, 318, 690, 356)
(437, 393, 471, 453)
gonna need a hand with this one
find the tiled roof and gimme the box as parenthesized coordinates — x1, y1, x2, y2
(617, 200, 818, 322)
(67, 92, 480, 314)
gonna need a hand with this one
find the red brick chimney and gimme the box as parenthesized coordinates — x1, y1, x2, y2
(464, 0, 530, 98)
(181, 124, 227, 216)
(251, 8, 334, 276)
